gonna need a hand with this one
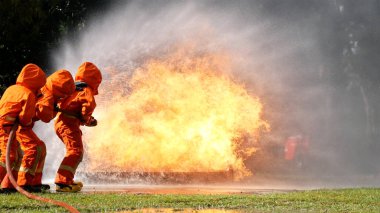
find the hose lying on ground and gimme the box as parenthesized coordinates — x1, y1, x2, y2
(6, 121, 80, 213)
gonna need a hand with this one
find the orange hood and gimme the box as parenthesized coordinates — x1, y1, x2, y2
(16, 63, 46, 92)
(45, 69, 76, 98)
(75, 62, 102, 95)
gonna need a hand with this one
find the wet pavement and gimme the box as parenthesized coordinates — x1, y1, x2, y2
(80, 184, 299, 194)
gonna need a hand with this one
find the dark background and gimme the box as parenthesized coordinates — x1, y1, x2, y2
(0, 0, 111, 91)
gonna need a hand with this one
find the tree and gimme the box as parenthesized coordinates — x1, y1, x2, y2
(0, 0, 110, 93)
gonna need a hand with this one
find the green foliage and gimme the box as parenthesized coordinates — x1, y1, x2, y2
(0, 188, 379, 212)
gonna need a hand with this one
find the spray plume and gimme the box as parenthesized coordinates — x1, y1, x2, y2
(37, 0, 380, 187)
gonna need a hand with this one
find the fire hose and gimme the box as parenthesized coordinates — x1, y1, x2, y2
(5, 121, 80, 213)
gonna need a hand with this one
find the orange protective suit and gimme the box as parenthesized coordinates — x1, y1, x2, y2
(36, 70, 75, 123)
(54, 62, 102, 185)
(0, 64, 46, 189)
(30, 70, 75, 186)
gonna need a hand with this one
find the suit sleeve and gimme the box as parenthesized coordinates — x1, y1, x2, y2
(79, 88, 96, 125)
(18, 93, 36, 127)
(35, 90, 55, 123)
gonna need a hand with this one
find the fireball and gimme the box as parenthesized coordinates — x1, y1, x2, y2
(84, 47, 268, 180)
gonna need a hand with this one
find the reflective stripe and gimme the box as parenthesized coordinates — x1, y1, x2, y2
(12, 147, 22, 171)
(19, 147, 41, 176)
(73, 153, 84, 171)
(59, 165, 76, 174)
(35, 167, 43, 173)
(19, 166, 32, 174)
(5, 116, 16, 122)
(30, 146, 42, 173)
(62, 113, 78, 119)
(18, 146, 43, 176)
(58, 153, 82, 175)
(0, 161, 18, 170)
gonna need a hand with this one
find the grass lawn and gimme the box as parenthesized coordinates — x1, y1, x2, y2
(1, 188, 380, 212)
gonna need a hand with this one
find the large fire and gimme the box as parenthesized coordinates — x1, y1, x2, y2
(84, 47, 268, 180)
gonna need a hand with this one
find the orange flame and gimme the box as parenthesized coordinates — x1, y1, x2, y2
(84, 46, 269, 180)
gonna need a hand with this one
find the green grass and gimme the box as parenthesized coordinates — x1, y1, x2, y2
(1, 188, 380, 212)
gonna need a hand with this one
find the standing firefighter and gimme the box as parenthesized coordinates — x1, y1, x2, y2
(54, 62, 102, 192)
(0, 64, 46, 193)
(34, 70, 75, 187)
(36, 70, 76, 123)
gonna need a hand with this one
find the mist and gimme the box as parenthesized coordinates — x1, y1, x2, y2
(36, 0, 380, 187)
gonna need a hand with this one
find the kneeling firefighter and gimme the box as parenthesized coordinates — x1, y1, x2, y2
(54, 62, 102, 192)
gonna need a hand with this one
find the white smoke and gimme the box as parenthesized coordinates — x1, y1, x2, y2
(36, 0, 379, 186)
(36, 0, 318, 183)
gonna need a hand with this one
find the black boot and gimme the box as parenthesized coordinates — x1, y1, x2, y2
(33, 184, 50, 191)
(21, 185, 42, 193)
(0, 188, 17, 194)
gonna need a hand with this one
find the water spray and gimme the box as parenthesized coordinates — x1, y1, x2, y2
(6, 121, 79, 213)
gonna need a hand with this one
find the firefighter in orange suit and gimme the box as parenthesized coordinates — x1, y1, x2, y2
(36, 70, 75, 123)
(54, 62, 102, 192)
(31, 70, 75, 189)
(0, 64, 46, 193)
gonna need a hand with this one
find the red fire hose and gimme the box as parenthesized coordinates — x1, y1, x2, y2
(5, 122, 79, 213)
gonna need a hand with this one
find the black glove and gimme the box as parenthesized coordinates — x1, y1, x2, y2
(87, 117, 97, 127)
(54, 104, 60, 112)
